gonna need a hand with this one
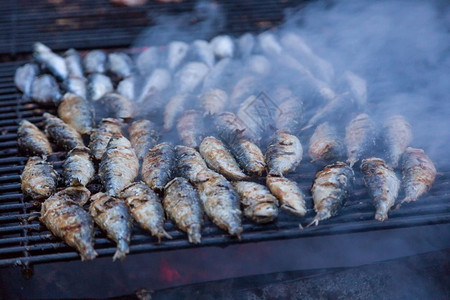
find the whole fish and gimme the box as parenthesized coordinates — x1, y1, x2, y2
(64, 48, 85, 79)
(163, 94, 191, 131)
(266, 132, 303, 176)
(137, 68, 171, 103)
(191, 40, 215, 68)
(88, 118, 122, 160)
(361, 158, 400, 221)
(177, 110, 205, 148)
(90, 192, 133, 261)
(63, 146, 95, 187)
(275, 96, 303, 133)
(40, 187, 97, 261)
(232, 181, 279, 224)
(345, 113, 376, 167)
(341, 71, 367, 109)
(202, 58, 232, 92)
(99, 93, 134, 121)
(128, 120, 160, 160)
(64, 76, 87, 99)
(211, 35, 234, 58)
(14, 63, 39, 96)
(382, 115, 412, 168)
(33, 42, 68, 80)
(175, 62, 209, 94)
(246, 55, 271, 76)
(117, 76, 137, 102)
(309, 162, 354, 226)
(201, 89, 228, 115)
(238, 33, 255, 58)
(167, 41, 189, 70)
(214, 111, 256, 142)
(266, 175, 306, 216)
(44, 113, 84, 151)
(230, 75, 260, 109)
(108, 52, 134, 78)
(227, 137, 265, 176)
(57, 93, 95, 135)
(99, 136, 139, 196)
(31, 74, 62, 106)
(141, 142, 176, 191)
(21, 156, 58, 201)
(237, 94, 276, 141)
(87, 73, 114, 101)
(400, 147, 436, 206)
(195, 170, 243, 238)
(121, 182, 171, 242)
(163, 177, 203, 244)
(175, 145, 208, 183)
(135, 46, 159, 75)
(309, 122, 344, 164)
(83, 50, 107, 74)
(17, 120, 52, 156)
(199, 136, 247, 180)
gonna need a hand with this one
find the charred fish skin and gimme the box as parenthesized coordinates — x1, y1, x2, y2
(40, 187, 97, 261)
(17, 120, 53, 156)
(175, 145, 208, 183)
(63, 146, 95, 187)
(89, 192, 133, 261)
(31, 74, 62, 106)
(163, 177, 203, 244)
(266, 175, 306, 217)
(108, 53, 134, 78)
(232, 181, 279, 224)
(361, 158, 400, 222)
(177, 110, 205, 148)
(382, 115, 413, 168)
(163, 94, 191, 131)
(200, 89, 228, 116)
(227, 138, 265, 176)
(57, 93, 95, 135)
(43, 113, 84, 151)
(64, 48, 85, 79)
(99, 93, 135, 122)
(129, 119, 160, 160)
(309, 162, 354, 226)
(195, 170, 243, 238)
(99, 136, 139, 197)
(21, 156, 58, 201)
(400, 147, 436, 205)
(33, 42, 68, 81)
(345, 113, 376, 167)
(83, 50, 107, 74)
(199, 136, 248, 181)
(266, 132, 303, 176)
(88, 118, 123, 160)
(214, 111, 256, 142)
(141, 142, 176, 192)
(308, 122, 344, 164)
(275, 96, 303, 134)
(14, 63, 39, 96)
(87, 73, 114, 101)
(121, 182, 171, 243)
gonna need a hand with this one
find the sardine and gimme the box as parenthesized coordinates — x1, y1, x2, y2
(275, 96, 303, 133)
(14, 63, 39, 96)
(309, 122, 344, 163)
(44, 113, 84, 151)
(175, 145, 208, 183)
(99, 136, 139, 196)
(202, 57, 232, 92)
(64, 76, 87, 99)
(400, 147, 436, 206)
(382, 115, 412, 168)
(89, 192, 133, 261)
(117, 76, 137, 102)
(57, 93, 95, 135)
(176, 110, 205, 148)
(345, 113, 376, 167)
(141, 142, 176, 191)
(17, 120, 52, 156)
(121, 182, 171, 242)
(108, 53, 134, 78)
(163, 177, 203, 244)
(227, 137, 265, 176)
(309, 162, 354, 226)
(195, 170, 242, 238)
(88, 118, 123, 160)
(238, 33, 255, 58)
(137, 68, 171, 103)
(201, 89, 228, 115)
(258, 32, 283, 56)
(21, 156, 58, 201)
(163, 94, 191, 131)
(361, 158, 400, 221)
(214, 111, 255, 142)
(266, 175, 306, 216)
(99, 93, 134, 121)
(246, 55, 271, 76)
(135, 46, 160, 75)
(64, 48, 85, 79)
(33, 42, 68, 80)
(128, 119, 160, 160)
(31, 74, 61, 106)
(83, 50, 107, 74)
(167, 41, 189, 70)
(199, 136, 248, 180)
(191, 40, 215, 68)
(40, 187, 97, 261)
(175, 62, 209, 94)
(266, 132, 303, 176)
(232, 181, 278, 224)
(88, 73, 114, 101)
(63, 146, 95, 187)
(211, 35, 234, 59)
(341, 71, 367, 109)
(230, 75, 260, 109)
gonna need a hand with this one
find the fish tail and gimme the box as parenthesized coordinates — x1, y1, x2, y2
(306, 218, 319, 228)
(187, 224, 202, 244)
(375, 211, 388, 222)
(113, 239, 129, 261)
(395, 196, 411, 209)
(81, 246, 98, 261)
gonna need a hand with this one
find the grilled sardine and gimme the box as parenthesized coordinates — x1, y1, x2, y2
(14, 63, 39, 96)
(44, 113, 84, 151)
(266, 132, 303, 176)
(63, 146, 95, 187)
(88, 73, 113, 101)
(21, 156, 58, 201)
(177, 110, 205, 148)
(108, 53, 134, 78)
(57, 93, 94, 135)
(201, 89, 228, 115)
(266, 175, 306, 217)
(141, 142, 176, 192)
(128, 120, 160, 160)
(175, 145, 208, 183)
(382, 115, 412, 168)
(64, 48, 85, 79)
(345, 113, 376, 167)
(33, 42, 68, 80)
(100, 93, 134, 122)
(167, 41, 189, 70)
(83, 50, 107, 74)
(275, 96, 303, 133)
(309, 122, 344, 164)
(64, 76, 87, 99)
(31, 74, 61, 106)
(227, 138, 265, 176)
(17, 120, 52, 156)
(88, 118, 123, 160)
(163, 94, 191, 131)
(175, 62, 209, 94)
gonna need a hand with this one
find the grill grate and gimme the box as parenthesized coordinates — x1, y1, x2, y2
(0, 60, 449, 269)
